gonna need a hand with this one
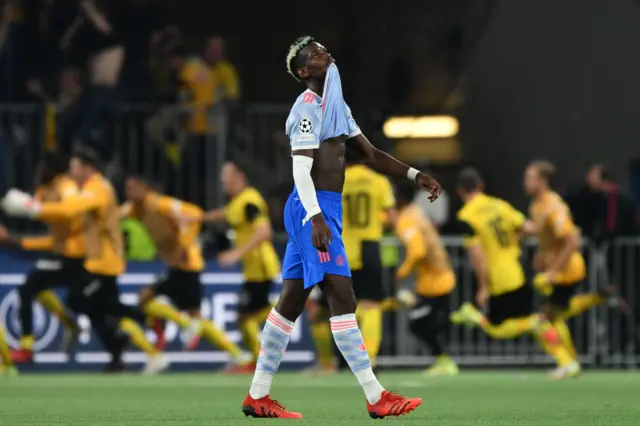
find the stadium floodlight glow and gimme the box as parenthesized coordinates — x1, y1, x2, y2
(383, 115, 459, 139)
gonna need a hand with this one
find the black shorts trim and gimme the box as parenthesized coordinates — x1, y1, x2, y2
(151, 269, 203, 311)
(352, 241, 385, 302)
(238, 281, 273, 314)
(487, 284, 534, 325)
(548, 283, 579, 310)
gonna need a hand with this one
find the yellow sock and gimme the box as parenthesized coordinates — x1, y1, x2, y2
(481, 315, 538, 339)
(534, 330, 574, 367)
(119, 318, 158, 355)
(37, 290, 75, 329)
(254, 306, 272, 323)
(0, 326, 12, 366)
(143, 299, 190, 328)
(239, 317, 261, 362)
(553, 320, 577, 360)
(380, 298, 399, 312)
(310, 321, 334, 368)
(356, 306, 383, 364)
(20, 336, 35, 351)
(562, 294, 604, 319)
(200, 320, 244, 362)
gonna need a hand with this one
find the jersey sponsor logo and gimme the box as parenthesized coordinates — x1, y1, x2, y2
(302, 92, 316, 104)
(299, 118, 313, 134)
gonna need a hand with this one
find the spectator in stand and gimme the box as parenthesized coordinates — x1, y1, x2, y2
(568, 163, 638, 242)
(26, 66, 87, 154)
(119, 0, 168, 102)
(203, 35, 240, 108)
(60, 0, 127, 162)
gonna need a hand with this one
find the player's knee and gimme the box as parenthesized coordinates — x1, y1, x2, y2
(326, 290, 357, 317)
(138, 288, 155, 307)
(275, 283, 308, 322)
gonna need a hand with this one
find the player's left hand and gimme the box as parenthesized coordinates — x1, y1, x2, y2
(415, 172, 441, 202)
(217, 249, 242, 267)
(1, 189, 40, 218)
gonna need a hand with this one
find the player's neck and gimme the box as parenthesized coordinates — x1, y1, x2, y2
(534, 188, 550, 201)
(306, 81, 323, 97)
(465, 191, 482, 203)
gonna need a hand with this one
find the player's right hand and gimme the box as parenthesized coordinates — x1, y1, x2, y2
(311, 213, 332, 252)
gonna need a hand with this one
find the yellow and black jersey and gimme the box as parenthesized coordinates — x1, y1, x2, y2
(22, 176, 85, 258)
(457, 193, 526, 296)
(529, 191, 585, 284)
(395, 204, 455, 297)
(226, 187, 280, 282)
(37, 174, 124, 276)
(342, 165, 395, 270)
(122, 193, 204, 272)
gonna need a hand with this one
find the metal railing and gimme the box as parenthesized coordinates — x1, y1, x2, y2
(0, 103, 227, 232)
(371, 236, 637, 368)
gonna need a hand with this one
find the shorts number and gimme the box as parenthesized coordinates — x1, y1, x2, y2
(489, 217, 509, 247)
(345, 193, 371, 228)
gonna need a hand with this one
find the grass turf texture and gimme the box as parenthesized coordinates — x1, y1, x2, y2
(1, 371, 638, 425)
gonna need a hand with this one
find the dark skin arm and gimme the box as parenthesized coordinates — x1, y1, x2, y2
(293, 149, 333, 252)
(350, 133, 441, 201)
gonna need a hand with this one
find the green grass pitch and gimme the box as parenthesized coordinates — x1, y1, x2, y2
(1, 371, 638, 425)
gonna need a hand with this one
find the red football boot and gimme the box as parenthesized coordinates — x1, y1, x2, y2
(10, 348, 34, 364)
(367, 391, 422, 419)
(151, 319, 167, 350)
(242, 394, 302, 419)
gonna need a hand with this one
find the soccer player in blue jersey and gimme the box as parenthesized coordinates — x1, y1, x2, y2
(242, 36, 441, 419)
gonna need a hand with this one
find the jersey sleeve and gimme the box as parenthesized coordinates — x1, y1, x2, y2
(37, 181, 106, 221)
(155, 195, 203, 219)
(380, 177, 395, 209)
(286, 102, 322, 151)
(455, 216, 479, 247)
(244, 202, 269, 226)
(345, 103, 362, 138)
(547, 201, 575, 238)
(503, 202, 526, 230)
(395, 214, 427, 279)
(58, 180, 78, 200)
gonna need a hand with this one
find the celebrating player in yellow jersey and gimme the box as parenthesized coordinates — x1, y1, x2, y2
(0, 152, 81, 364)
(450, 168, 577, 377)
(193, 161, 280, 372)
(2, 148, 168, 374)
(394, 180, 458, 376)
(122, 177, 247, 367)
(524, 161, 609, 377)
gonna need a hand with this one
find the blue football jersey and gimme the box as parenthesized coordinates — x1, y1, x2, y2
(285, 63, 361, 151)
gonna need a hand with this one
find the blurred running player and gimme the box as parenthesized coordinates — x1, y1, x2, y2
(0, 152, 80, 363)
(2, 148, 169, 374)
(193, 161, 280, 372)
(524, 161, 609, 377)
(450, 168, 576, 376)
(242, 36, 439, 419)
(306, 151, 396, 373)
(122, 176, 247, 366)
(0, 323, 17, 377)
(394, 180, 458, 376)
